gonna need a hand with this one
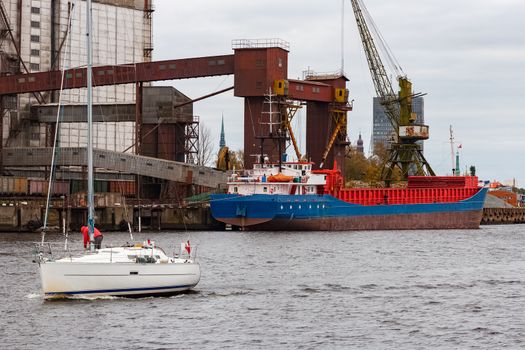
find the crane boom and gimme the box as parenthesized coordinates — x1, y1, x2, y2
(351, 0, 398, 131)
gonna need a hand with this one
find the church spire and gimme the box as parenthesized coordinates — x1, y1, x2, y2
(219, 114, 226, 148)
(356, 132, 364, 154)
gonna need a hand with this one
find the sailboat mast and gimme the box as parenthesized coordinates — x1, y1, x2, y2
(86, 0, 95, 249)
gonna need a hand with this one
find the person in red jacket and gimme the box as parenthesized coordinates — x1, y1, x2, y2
(80, 225, 103, 249)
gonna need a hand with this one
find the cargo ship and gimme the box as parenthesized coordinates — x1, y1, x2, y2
(210, 161, 488, 231)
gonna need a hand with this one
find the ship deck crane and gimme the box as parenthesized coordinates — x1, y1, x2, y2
(350, 0, 435, 186)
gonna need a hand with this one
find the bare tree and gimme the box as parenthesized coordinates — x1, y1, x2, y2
(197, 124, 213, 166)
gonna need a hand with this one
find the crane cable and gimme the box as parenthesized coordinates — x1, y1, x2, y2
(357, 0, 404, 78)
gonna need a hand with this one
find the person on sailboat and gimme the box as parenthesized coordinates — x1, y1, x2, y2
(80, 226, 103, 249)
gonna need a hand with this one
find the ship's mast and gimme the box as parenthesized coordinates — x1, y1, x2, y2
(86, 0, 95, 251)
(257, 88, 286, 172)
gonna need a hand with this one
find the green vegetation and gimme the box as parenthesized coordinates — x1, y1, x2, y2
(343, 143, 402, 187)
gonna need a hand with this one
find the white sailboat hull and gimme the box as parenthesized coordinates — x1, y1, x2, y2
(40, 261, 200, 298)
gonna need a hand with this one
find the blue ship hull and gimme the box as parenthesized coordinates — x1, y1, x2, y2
(210, 188, 488, 230)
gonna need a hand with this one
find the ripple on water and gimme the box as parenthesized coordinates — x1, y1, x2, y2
(2, 227, 525, 349)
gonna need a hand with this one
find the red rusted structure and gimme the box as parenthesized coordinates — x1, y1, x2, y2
(0, 40, 350, 174)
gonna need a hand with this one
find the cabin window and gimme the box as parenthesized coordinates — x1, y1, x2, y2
(233, 187, 238, 193)
(309, 205, 312, 209)
(280, 205, 283, 210)
(290, 205, 293, 209)
(298, 205, 302, 209)
(263, 187, 268, 193)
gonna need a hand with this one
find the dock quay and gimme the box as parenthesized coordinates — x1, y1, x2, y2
(0, 196, 222, 233)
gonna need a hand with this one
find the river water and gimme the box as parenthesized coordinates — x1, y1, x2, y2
(1, 225, 524, 349)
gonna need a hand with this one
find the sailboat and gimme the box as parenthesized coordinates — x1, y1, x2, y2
(34, 0, 200, 298)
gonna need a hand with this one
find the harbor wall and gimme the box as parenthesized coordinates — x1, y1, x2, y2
(0, 199, 223, 232)
(481, 208, 525, 225)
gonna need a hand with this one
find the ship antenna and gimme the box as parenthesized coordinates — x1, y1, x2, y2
(449, 125, 454, 175)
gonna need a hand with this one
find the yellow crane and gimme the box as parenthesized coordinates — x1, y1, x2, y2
(350, 0, 435, 186)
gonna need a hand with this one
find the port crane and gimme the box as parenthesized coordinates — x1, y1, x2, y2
(350, 0, 435, 186)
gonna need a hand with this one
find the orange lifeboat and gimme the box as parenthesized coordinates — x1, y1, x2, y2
(267, 173, 294, 183)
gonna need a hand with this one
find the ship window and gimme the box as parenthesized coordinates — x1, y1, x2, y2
(298, 205, 301, 209)
(263, 187, 268, 193)
(309, 205, 312, 209)
(233, 187, 238, 193)
(322, 204, 325, 209)
(317, 205, 320, 209)
(290, 205, 293, 209)
(280, 205, 283, 210)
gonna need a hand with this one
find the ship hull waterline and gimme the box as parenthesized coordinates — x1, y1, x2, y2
(216, 210, 483, 231)
(211, 188, 488, 231)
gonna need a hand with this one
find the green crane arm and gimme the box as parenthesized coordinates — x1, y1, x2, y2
(350, 0, 399, 132)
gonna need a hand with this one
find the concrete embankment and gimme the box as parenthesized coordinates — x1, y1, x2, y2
(481, 193, 525, 225)
(481, 208, 525, 225)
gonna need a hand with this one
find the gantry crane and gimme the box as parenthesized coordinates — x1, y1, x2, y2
(350, 0, 435, 186)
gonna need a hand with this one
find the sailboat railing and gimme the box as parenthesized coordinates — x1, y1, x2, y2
(32, 242, 89, 263)
(175, 244, 198, 261)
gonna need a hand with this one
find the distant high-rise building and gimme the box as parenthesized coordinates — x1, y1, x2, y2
(371, 96, 425, 153)
(219, 115, 226, 149)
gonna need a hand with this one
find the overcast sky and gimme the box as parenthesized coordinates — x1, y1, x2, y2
(152, 0, 525, 186)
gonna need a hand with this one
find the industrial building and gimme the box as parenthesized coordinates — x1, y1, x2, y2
(0, 1, 208, 197)
(0, 1, 352, 231)
(0, 0, 154, 150)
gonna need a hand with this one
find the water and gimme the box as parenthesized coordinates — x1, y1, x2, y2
(1, 225, 525, 349)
